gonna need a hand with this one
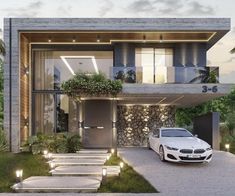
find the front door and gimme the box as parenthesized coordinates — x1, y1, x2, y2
(83, 100, 112, 148)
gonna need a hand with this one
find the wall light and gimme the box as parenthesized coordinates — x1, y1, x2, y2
(159, 34, 163, 43)
(97, 35, 101, 42)
(16, 169, 23, 183)
(143, 35, 146, 43)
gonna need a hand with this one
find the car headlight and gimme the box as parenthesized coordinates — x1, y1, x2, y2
(206, 147, 212, 151)
(165, 145, 178, 151)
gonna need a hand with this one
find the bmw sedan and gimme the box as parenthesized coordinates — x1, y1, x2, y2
(148, 127, 212, 163)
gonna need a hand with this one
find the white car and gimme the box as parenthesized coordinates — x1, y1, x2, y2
(148, 127, 212, 163)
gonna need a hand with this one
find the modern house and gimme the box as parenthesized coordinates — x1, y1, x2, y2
(3, 18, 231, 152)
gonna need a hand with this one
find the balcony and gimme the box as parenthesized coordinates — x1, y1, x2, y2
(112, 66, 219, 84)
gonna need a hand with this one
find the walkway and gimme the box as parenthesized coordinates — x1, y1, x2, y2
(119, 147, 235, 196)
(12, 149, 120, 193)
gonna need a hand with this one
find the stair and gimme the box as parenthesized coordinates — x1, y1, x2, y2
(12, 149, 118, 193)
(12, 176, 102, 193)
(50, 165, 120, 176)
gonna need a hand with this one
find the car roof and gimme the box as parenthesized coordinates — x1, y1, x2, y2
(160, 127, 186, 131)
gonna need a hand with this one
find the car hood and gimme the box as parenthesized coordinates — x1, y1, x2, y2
(161, 137, 210, 149)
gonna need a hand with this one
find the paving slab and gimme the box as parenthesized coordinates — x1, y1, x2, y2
(78, 149, 108, 154)
(119, 147, 235, 196)
(50, 166, 120, 176)
(12, 176, 102, 193)
(49, 153, 110, 159)
(49, 158, 106, 166)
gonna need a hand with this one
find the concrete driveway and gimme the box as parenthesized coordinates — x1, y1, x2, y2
(119, 148, 235, 196)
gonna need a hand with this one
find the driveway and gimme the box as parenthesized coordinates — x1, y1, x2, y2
(119, 148, 235, 196)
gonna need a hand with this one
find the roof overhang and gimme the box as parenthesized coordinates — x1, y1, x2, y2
(117, 83, 234, 107)
(9, 18, 230, 49)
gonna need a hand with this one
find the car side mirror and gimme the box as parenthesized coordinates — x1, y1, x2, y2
(194, 134, 198, 138)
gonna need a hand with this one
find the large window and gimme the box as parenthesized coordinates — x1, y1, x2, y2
(33, 94, 79, 134)
(135, 48, 173, 83)
(33, 50, 113, 90)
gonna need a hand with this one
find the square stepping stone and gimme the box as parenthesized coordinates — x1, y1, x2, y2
(49, 158, 106, 166)
(50, 165, 120, 176)
(12, 176, 102, 193)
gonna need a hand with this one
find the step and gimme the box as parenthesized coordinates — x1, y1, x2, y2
(78, 149, 108, 154)
(12, 176, 102, 193)
(49, 158, 106, 166)
(49, 153, 110, 159)
(50, 166, 120, 176)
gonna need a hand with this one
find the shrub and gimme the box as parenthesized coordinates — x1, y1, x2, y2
(61, 72, 122, 101)
(0, 129, 8, 152)
(24, 133, 81, 154)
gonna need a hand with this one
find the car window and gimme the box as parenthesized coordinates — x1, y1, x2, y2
(161, 129, 193, 137)
(153, 129, 160, 138)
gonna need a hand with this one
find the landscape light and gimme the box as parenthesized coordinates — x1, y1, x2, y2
(111, 148, 115, 154)
(102, 168, 107, 177)
(49, 161, 56, 169)
(48, 153, 52, 159)
(43, 150, 48, 156)
(120, 161, 124, 169)
(16, 169, 23, 183)
(102, 167, 107, 183)
(225, 144, 230, 151)
(106, 155, 110, 161)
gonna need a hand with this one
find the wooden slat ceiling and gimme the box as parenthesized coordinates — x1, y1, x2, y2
(21, 31, 215, 43)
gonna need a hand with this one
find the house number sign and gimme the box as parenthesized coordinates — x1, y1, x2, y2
(202, 85, 218, 93)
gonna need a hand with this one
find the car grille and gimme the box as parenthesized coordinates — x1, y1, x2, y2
(179, 156, 206, 161)
(180, 149, 193, 154)
(194, 149, 205, 154)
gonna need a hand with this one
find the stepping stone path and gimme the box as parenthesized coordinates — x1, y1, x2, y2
(12, 149, 121, 193)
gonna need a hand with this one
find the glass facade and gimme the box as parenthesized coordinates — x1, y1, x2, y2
(33, 50, 113, 90)
(33, 50, 113, 134)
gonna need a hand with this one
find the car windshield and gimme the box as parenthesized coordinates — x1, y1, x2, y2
(161, 129, 193, 137)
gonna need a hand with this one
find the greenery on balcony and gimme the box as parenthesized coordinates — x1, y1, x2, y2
(61, 73, 122, 101)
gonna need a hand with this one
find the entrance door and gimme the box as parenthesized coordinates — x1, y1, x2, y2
(83, 100, 112, 148)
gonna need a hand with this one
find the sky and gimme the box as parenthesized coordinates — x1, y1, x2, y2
(0, 0, 234, 83)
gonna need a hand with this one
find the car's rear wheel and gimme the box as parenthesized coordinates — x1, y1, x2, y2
(159, 146, 165, 162)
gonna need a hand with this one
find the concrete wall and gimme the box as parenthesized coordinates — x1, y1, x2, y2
(193, 112, 220, 150)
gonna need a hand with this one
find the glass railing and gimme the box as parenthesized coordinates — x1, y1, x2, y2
(112, 66, 219, 84)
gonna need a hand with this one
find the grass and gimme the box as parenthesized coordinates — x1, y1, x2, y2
(98, 155, 158, 193)
(0, 152, 49, 192)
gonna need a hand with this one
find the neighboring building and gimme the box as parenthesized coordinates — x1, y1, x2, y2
(3, 18, 232, 152)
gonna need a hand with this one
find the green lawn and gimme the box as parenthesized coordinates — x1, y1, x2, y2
(0, 152, 158, 193)
(0, 152, 49, 192)
(98, 155, 158, 193)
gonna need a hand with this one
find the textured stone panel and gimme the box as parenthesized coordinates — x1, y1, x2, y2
(117, 105, 175, 146)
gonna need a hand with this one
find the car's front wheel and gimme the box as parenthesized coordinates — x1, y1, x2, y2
(159, 146, 165, 162)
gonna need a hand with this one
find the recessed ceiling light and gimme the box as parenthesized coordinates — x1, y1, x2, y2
(72, 39, 76, 43)
(48, 39, 51, 43)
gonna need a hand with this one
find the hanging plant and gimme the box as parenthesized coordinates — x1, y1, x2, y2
(61, 73, 122, 101)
